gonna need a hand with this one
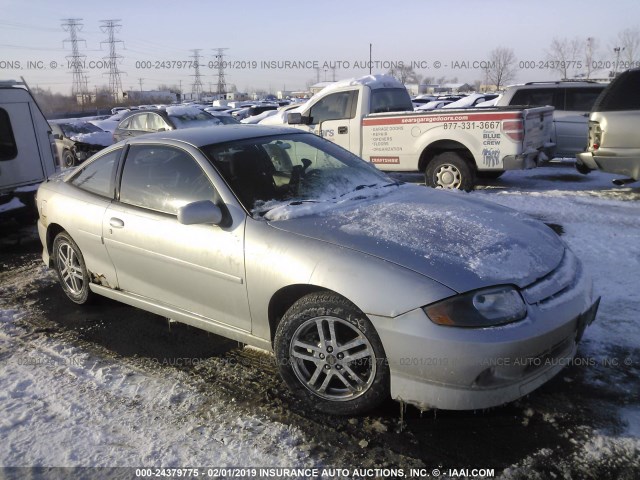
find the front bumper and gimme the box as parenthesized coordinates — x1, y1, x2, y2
(369, 251, 598, 411)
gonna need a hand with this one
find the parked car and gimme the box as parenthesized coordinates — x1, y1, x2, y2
(50, 121, 113, 167)
(495, 81, 607, 158)
(90, 109, 131, 134)
(442, 93, 499, 109)
(414, 100, 454, 111)
(113, 106, 230, 142)
(36, 125, 599, 415)
(576, 68, 640, 183)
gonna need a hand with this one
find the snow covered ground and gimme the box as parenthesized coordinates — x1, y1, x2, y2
(1, 162, 639, 478)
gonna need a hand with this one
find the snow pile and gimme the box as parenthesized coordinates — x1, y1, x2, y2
(241, 110, 279, 124)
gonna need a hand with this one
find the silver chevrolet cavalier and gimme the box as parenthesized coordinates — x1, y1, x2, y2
(36, 125, 599, 415)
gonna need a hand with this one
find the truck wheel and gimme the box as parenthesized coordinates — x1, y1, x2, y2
(62, 150, 76, 168)
(274, 292, 390, 415)
(425, 152, 475, 191)
(53, 232, 92, 304)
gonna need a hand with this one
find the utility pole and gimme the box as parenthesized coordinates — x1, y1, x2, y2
(190, 49, 204, 101)
(613, 46, 625, 77)
(61, 18, 89, 106)
(212, 48, 228, 99)
(138, 77, 144, 92)
(100, 19, 125, 103)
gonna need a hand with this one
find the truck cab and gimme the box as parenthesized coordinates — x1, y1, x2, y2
(0, 80, 58, 219)
(287, 77, 413, 153)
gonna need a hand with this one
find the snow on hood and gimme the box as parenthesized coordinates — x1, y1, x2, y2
(70, 131, 114, 147)
(268, 184, 564, 292)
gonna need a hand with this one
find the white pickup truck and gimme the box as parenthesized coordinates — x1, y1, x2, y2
(272, 75, 554, 190)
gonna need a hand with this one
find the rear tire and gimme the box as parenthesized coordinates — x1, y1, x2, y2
(53, 232, 92, 304)
(425, 152, 475, 191)
(274, 292, 390, 415)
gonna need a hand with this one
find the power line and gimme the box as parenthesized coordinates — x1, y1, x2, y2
(100, 19, 125, 102)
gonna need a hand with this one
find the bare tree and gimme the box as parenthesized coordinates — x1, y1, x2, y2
(546, 37, 583, 79)
(486, 47, 517, 90)
(616, 27, 640, 65)
(387, 65, 422, 85)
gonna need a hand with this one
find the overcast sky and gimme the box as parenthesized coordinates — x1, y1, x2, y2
(1, 0, 639, 95)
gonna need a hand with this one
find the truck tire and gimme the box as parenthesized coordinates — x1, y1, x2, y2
(425, 152, 476, 191)
(274, 292, 390, 415)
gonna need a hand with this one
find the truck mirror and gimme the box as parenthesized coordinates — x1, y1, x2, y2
(287, 112, 302, 125)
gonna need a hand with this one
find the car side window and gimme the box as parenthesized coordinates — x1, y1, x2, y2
(147, 113, 168, 131)
(0, 108, 18, 161)
(129, 113, 148, 131)
(119, 145, 216, 215)
(69, 148, 120, 197)
(309, 91, 357, 124)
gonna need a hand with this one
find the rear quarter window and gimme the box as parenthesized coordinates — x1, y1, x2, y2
(69, 148, 121, 197)
(0, 108, 18, 161)
(593, 70, 640, 111)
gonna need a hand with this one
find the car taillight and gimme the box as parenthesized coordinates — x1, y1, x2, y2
(502, 119, 523, 141)
(590, 121, 601, 150)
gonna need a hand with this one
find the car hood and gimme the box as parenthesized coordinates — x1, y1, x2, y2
(267, 184, 564, 293)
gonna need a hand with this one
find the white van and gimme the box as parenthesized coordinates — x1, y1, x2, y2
(0, 79, 58, 219)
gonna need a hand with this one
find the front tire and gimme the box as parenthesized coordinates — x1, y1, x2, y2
(425, 152, 475, 191)
(53, 232, 92, 304)
(274, 292, 390, 415)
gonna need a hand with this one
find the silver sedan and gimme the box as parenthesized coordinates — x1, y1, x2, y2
(36, 125, 599, 415)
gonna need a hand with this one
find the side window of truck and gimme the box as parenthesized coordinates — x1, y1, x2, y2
(309, 91, 358, 124)
(510, 89, 555, 108)
(0, 108, 18, 161)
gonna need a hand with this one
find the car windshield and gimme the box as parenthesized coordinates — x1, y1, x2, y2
(59, 122, 103, 136)
(200, 133, 396, 220)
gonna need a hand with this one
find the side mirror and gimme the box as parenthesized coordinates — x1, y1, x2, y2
(53, 133, 63, 140)
(177, 200, 223, 225)
(287, 112, 302, 125)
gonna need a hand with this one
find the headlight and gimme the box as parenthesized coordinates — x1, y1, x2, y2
(424, 286, 527, 328)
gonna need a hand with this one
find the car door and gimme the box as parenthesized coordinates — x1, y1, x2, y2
(307, 90, 359, 151)
(555, 87, 605, 156)
(102, 143, 252, 331)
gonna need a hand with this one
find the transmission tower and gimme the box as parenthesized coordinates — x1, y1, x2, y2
(190, 49, 204, 100)
(61, 18, 89, 102)
(212, 48, 228, 97)
(100, 19, 125, 102)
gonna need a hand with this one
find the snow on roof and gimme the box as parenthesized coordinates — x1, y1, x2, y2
(165, 105, 206, 117)
(313, 74, 405, 99)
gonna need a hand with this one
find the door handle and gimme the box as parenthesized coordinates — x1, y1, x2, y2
(338, 126, 348, 134)
(109, 217, 125, 228)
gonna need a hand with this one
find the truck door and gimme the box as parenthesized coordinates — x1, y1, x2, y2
(0, 102, 44, 189)
(307, 90, 359, 152)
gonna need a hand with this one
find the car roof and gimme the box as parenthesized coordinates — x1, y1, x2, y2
(126, 124, 307, 147)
